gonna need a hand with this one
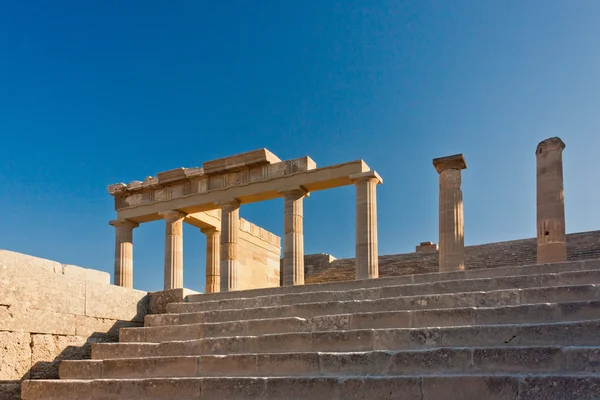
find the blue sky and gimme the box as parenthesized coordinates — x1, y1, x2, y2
(1, 1, 598, 292)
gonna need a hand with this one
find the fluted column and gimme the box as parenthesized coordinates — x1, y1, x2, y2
(220, 199, 240, 292)
(433, 154, 467, 272)
(159, 210, 186, 289)
(202, 227, 221, 293)
(281, 188, 307, 286)
(536, 137, 567, 263)
(351, 171, 382, 280)
(109, 220, 138, 288)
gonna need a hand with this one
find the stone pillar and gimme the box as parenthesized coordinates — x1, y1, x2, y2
(109, 220, 138, 288)
(281, 188, 308, 286)
(219, 199, 240, 292)
(433, 154, 467, 272)
(159, 210, 186, 289)
(536, 137, 567, 263)
(202, 227, 221, 293)
(350, 171, 382, 280)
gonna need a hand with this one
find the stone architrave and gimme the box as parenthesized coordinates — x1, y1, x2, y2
(159, 210, 186, 289)
(201, 227, 221, 293)
(281, 188, 308, 286)
(350, 171, 382, 280)
(536, 137, 567, 263)
(109, 220, 138, 288)
(219, 199, 240, 292)
(433, 154, 467, 272)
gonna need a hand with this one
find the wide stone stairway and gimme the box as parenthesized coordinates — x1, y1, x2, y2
(22, 259, 600, 399)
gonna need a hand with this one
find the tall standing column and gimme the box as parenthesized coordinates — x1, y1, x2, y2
(220, 199, 240, 292)
(159, 210, 186, 289)
(351, 171, 382, 280)
(536, 137, 567, 263)
(433, 154, 467, 272)
(202, 227, 221, 293)
(109, 220, 138, 288)
(281, 188, 307, 286)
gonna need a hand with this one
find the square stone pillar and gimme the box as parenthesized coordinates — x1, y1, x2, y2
(536, 137, 567, 263)
(350, 171, 382, 280)
(281, 188, 308, 286)
(433, 154, 467, 272)
(109, 220, 138, 288)
(159, 210, 186, 289)
(201, 227, 221, 293)
(219, 199, 240, 292)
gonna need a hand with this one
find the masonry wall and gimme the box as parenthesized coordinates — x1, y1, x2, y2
(238, 219, 281, 290)
(306, 230, 600, 284)
(0, 250, 148, 400)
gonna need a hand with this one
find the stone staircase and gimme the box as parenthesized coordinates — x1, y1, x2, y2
(22, 259, 600, 399)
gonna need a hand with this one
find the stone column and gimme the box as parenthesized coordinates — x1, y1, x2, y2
(536, 137, 567, 263)
(350, 171, 382, 280)
(220, 199, 240, 292)
(433, 154, 467, 272)
(202, 227, 221, 293)
(109, 220, 138, 288)
(159, 210, 186, 289)
(281, 188, 308, 286)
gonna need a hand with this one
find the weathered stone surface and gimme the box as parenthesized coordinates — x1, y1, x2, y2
(91, 379, 144, 399)
(59, 360, 102, 379)
(422, 376, 519, 400)
(144, 378, 201, 399)
(338, 377, 422, 400)
(0, 250, 61, 274)
(0, 305, 76, 335)
(85, 281, 147, 322)
(0, 331, 31, 380)
(21, 380, 92, 400)
(61, 264, 110, 284)
(29, 334, 92, 379)
(519, 376, 600, 399)
(0, 382, 21, 400)
(148, 288, 199, 315)
(74, 315, 141, 340)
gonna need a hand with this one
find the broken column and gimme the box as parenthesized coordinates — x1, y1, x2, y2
(433, 154, 467, 272)
(109, 219, 138, 288)
(202, 227, 221, 293)
(536, 137, 567, 263)
(351, 171, 382, 280)
(159, 210, 186, 289)
(281, 188, 308, 286)
(220, 199, 240, 291)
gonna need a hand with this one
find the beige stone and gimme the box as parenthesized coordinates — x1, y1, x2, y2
(29, 334, 90, 379)
(159, 210, 186, 289)
(85, 280, 148, 322)
(536, 137, 567, 263)
(416, 241, 438, 252)
(109, 220, 138, 288)
(202, 227, 221, 293)
(0, 249, 61, 274)
(281, 188, 307, 286)
(0, 331, 31, 380)
(433, 153, 467, 272)
(148, 288, 199, 315)
(0, 304, 76, 335)
(220, 199, 240, 292)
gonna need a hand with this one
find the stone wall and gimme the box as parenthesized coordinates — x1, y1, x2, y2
(0, 251, 148, 400)
(238, 219, 281, 290)
(306, 230, 600, 284)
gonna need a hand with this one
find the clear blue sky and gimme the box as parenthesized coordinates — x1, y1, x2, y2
(1, 1, 598, 292)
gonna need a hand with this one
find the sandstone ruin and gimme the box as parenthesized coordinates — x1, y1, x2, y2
(3, 137, 600, 399)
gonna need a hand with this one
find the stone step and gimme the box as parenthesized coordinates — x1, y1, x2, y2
(182, 259, 600, 304)
(92, 319, 600, 360)
(21, 375, 600, 399)
(123, 300, 600, 343)
(146, 284, 599, 327)
(167, 269, 600, 315)
(58, 346, 600, 380)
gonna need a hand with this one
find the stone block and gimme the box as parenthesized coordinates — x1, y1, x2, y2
(61, 264, 110, 284)
(411, 307, 476, 328)
(199, 377, 265, 400)
(257, 353, 318, 376)
(91, 379, 144, 399)
(0, 305, 76, 335)
(85, 281, 147, 322)
(91, 342, 157, 360)
(422, 376, 519, 400)
(254, 332, 310, 354)
(0, 382, 21, 400)
(102, 356, 199, 379)
(338, 377, 422, 400)
(518, 376, 600, 399)
(0, 250, 60, 274)
(199, 354, 257, 377)
(557, 300, 600, 322)
(477, 303, 557, 325)
(59, 360, 102, 379)
(29, 334, 92, 379)
(320, 351, 390, 376)
(144, 378, 201, 399)
(310, 330, 374, 352)
(388, 348, 471, 374)
(374, 327, 442, 351)
(74, 315, 141, 340)
(148, 288, 199, 315)
(472, 347, 563, 373)
(519, 284, 597, 304)
(565, 347, 600, 373)
(21, 380, 92, 400)
(350, 311, 411, 330)
(0, 331, 31, 380)
(263, 377, 338, 400)
(204, 320, 246, 338)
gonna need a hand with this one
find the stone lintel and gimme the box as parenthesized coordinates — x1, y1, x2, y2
(203, 148, 282, 175)
(350, 170, 383, 184)
(433, 154, 467, 173)
(108, 183, 128, 196)
(156, 168, 188, 185)
(536, 137, 566, 154)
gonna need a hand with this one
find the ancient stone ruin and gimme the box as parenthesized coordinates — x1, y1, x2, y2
(2, 137, 600, 399)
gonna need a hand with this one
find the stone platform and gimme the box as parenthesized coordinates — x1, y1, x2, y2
(22, 258, 600, 399)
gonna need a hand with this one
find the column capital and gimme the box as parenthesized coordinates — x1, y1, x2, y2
(278, 186, 309, 198)
(217, 198, 240, 209)
(350, 170, 383, 184)
(201, 226, 220, 235)
(159, 210, 186, 221)
(433, 154, 467, 174)
(536, 137, 565, 155)
(109, 219, 139, 229)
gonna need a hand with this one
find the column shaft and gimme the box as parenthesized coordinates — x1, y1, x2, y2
(438, 169, 465, 271)
(536, 137, 567, 263)
(353, 173, 381, 280)
(203, 228, 221, 293)
(220, 200, 240, 292)
(160, 210, 186, 289)
(110, 220, 138, 288)
(283, 190, 306, 286)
